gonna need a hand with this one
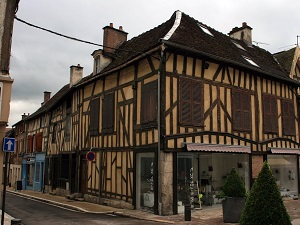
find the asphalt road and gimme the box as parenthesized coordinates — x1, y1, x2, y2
(5, 192, 164, 225)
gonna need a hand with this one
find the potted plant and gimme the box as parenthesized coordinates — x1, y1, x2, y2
(221, 168, 246, 223)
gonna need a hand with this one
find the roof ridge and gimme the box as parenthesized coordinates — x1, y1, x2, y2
(162, 10, 182, 40)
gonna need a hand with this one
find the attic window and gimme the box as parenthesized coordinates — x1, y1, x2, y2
(197, 23, 213, 37)
(232, 40, 246, 51)
(242, 56, 259, 67)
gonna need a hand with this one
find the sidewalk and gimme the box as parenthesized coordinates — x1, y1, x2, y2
(6, 188, 300, 224)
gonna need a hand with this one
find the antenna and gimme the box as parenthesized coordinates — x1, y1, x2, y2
(253, 41, 269, 46)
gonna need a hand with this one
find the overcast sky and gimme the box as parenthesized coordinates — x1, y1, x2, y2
(8, 0, 300, 127)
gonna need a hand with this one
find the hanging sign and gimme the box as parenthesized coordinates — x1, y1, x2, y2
(86, 151, 95, 161)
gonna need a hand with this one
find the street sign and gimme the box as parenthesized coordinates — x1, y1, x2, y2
(3, 137, 15, 152)
(86, 151, 95, 161)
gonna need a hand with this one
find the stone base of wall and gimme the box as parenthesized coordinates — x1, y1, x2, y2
(44, 186, 70, 197)
(83, 193, 134, 210)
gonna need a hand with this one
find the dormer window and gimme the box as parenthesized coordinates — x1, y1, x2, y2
(242, 56, 259, 67)
(232, 40, 246, 51)
(94, 56, 100, 74)
(197, 23, 213, 37)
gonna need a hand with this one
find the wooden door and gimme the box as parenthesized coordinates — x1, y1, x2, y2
(80, 158, 88, 194)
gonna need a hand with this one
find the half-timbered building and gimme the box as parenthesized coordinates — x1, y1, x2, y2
(11, 11, 300, 216)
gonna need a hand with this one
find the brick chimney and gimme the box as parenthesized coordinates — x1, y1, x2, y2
(103, 23, 128, 53)
(228, 22, 252, 44)
(22, 113, 29, 120)
(43, 91, 51, 104)
(70, 64, 83, 87)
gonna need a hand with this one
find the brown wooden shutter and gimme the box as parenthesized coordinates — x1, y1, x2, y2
(27, 135, 33, 152)
(141, 81, 157, 126)
(180, 77, 192, 124)
(192, 80, 202, 125)
(232, 90, 251, 131)
(263, 95, 278, 133)
(35, 132, 43, 152)
(102, 93, 114, 133)
(179, 77, 203, 126)
(282, 100, 295, 135)
(90, 98, 100, 135)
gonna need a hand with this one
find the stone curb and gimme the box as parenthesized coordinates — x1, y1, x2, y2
(113, 211, 174, 224)
(7, 190, 174, 224)
(7, 190, 114, 214)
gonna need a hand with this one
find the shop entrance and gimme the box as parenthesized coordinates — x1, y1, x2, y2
(177, 152, 249, 212)
(136, 152, 155, 212)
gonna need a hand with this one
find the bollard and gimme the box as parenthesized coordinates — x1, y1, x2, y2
(11, 218, 22, 225)
(184, 204, 191, 221)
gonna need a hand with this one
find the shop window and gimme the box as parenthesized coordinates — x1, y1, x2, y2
(268, 155, 298, 197)
(179, 77, 203, 126)
(263, 94, 278, 133)
(141, 81, 157, 128)
(282, 99, 295, 136)
(136, 153, 154, 211)
(102, 93, 114, 134)
(35, 163, 40, 182)
(232, 89, 251, 132)
(89, 97, 100, 136)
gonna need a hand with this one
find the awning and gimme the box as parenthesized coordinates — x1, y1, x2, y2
(185, 143, 251, 153)
(270, 148, 300, 154)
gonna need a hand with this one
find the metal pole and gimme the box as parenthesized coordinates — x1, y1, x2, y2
(1, 152, 9, 225)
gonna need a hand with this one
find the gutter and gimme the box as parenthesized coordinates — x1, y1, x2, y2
(157, 44, 165, 215)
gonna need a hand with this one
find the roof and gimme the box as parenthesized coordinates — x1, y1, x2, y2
(82, 10, 298, 86)
(24, 84, 70, 121)
(273, 47, 296, 74)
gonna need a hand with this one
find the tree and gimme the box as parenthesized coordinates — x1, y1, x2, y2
(240, 161, 291, 225)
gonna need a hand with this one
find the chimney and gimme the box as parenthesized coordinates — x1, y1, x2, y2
(70, 64, 83, 88)
(228, 22, 252, 44)
(43, 91, 51, 105)
(103, 23, 128, 53)
(22, 113, 28, 120)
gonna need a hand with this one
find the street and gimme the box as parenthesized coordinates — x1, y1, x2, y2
(5, 192, 164, 225)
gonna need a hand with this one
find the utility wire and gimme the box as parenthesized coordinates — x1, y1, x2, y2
(14, 16, 143, 54)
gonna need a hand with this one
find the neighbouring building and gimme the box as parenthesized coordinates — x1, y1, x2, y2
(0, 0, 19, 194)
(11, 11, 300, 216)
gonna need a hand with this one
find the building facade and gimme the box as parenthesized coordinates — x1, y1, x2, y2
(11, 11, 300, 216)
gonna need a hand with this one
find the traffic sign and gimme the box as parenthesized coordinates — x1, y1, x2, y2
(3, 137, 15, 153)
(86, 151, 95, 161)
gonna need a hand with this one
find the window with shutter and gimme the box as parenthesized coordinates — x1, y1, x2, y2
(179, 77, 203, 126)
(263, 94, 278, 134)
(141, 81, 158, 128)
(232, 89, 251, 132)
(282, 99, 296, 136)
(89, 97, 100, 136)
(27, 135, 33, 152)
(52, 124, 57, 143)
(35, 132, 43, 152)
(102, 93, 114, 134)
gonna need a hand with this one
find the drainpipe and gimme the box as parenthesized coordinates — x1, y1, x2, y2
(157, 44, 165, 215)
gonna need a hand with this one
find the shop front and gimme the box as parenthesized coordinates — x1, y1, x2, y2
(136, 152, 155, 212)
(177, 144, 250, 212)
(267, 148, 299, 198)
(22, 152, 45, 191)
